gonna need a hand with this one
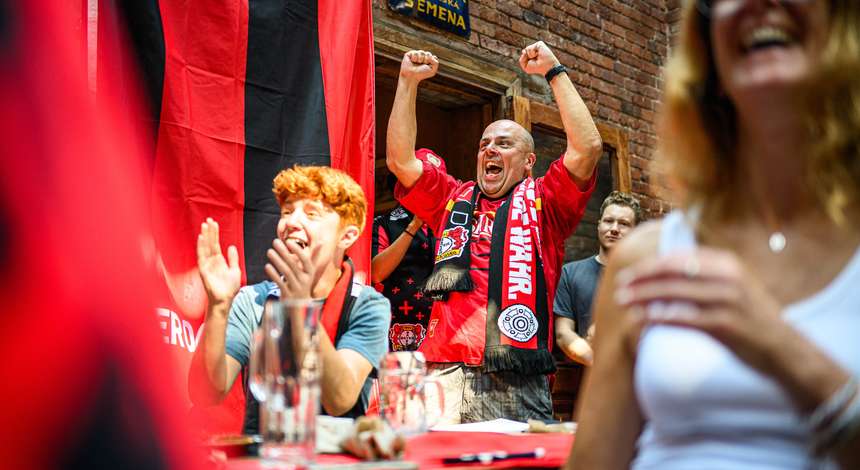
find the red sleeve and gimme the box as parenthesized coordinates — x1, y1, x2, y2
(394, 149, 459, 232)
(376, 223, 390, 252)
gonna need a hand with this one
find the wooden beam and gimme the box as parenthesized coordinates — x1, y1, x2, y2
(609, 125, 632, 193)
(513, 96, 531, 132)
(529, 100, 562, 132)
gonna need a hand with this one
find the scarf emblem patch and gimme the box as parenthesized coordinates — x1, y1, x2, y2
(435, 225, 469, 262)
(497, 304, 538, 342)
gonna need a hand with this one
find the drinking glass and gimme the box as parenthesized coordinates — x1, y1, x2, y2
(249, 299, 323, 468)
(379, 351, 444, 435)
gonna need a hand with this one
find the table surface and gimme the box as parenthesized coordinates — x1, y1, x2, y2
(225, 431, 574, 469)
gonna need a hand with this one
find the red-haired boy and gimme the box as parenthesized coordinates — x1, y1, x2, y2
(189, 166, 390, 433)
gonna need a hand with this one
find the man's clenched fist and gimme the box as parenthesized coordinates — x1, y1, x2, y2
(518, 41, 561, 77)
(399, 50, 439, 83)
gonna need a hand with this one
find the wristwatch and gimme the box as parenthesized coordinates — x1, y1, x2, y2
(545, 63, 567, 83)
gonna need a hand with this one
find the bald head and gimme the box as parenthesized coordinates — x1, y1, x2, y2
(486, 119, 534, 153)
(476, 120, 537, 198)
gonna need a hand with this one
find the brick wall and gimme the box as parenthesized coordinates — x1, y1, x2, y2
(373, 0, 681, 221)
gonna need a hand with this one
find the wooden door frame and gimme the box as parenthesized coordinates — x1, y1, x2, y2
(512, 96, 632, 192)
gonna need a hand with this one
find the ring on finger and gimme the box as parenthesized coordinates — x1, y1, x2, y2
(683, 256, 700, 279)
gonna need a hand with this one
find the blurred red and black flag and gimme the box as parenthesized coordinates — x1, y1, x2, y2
(0, 0, 205, 466)
(101, 0, 376, 433)
(117, 0, 375, 286)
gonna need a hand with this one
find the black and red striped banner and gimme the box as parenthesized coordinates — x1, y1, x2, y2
(109, 0, 375, 433)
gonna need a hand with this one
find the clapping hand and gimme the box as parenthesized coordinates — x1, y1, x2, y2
(265, 238, 315, 300)
(197, 218, 242, 309)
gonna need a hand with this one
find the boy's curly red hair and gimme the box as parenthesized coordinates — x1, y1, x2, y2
(272, 165, 367, 232)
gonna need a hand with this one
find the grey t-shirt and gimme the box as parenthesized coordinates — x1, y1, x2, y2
(224, 280, 390, 433)
(553, 256, 603, 337)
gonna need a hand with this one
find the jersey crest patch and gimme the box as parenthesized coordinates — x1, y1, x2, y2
(389, 323, 427, 351)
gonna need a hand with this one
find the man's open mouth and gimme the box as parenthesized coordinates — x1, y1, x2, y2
(485, 161, 503, 177)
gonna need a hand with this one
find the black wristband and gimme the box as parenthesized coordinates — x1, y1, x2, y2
(404, 230, 416, 238)
(545, 64, 567, 83)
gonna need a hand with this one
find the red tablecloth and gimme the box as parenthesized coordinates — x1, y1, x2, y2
(226, 432, 574, 469)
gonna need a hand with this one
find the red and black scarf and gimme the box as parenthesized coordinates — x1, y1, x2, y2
(424, 180, 554, 374)
(320, 258, 359, 341)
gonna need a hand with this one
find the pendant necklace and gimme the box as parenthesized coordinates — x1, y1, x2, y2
(760, 205, 787, 254)
(768, 231, 786, 253)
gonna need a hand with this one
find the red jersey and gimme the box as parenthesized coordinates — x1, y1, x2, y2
(396, 150, 595, 365)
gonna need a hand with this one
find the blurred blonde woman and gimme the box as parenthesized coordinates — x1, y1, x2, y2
(567, 0, 860, 469)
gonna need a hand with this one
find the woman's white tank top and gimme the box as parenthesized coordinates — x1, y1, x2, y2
(632, 211, 860, 469)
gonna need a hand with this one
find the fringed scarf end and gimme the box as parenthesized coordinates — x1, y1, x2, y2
(423, 265, 473, 300)
(483, 347, 556, 375)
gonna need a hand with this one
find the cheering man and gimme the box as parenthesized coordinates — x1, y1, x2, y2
(386, 41, 602, 423)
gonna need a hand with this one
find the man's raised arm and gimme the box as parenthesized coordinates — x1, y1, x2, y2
(519, 41, 602, 189)
(386, 50, 438, 189)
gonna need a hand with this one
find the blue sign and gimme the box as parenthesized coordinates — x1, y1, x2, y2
(388, 0, 471, 39)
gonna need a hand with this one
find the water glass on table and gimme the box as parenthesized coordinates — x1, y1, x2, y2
(249, 298, 323, 468)
(379, 351, 444, 435)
